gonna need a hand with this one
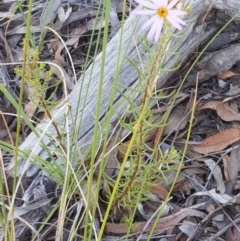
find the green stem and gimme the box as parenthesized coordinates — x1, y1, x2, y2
(97, 38, 165, 239)
(84, 0, 111, 240)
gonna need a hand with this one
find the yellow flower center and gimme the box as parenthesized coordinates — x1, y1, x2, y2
(157, 7, 168, 18)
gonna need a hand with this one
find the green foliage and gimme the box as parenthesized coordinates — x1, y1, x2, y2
(14, 45, 56, 110)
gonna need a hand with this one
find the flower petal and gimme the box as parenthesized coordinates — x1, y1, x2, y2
(162, 0, 168, 7)
(132, 9, 157, 15)
(141, 15, 159, 30)
(147, 20, 159, 40)
(134, 0, 158, 9)
(167, 0, 179, 9)
(168, 12, 187, 26)
(169, 10, 187, 16)
(166, 15, 182, 30)
(154, 19, 163, 42)
(151, 0, 162, 7)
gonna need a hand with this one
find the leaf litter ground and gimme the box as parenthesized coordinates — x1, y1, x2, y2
(1, 1, 240, 240)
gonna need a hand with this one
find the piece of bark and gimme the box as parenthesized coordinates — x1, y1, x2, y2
(4, 0, 240, 239)
(184, 43, 240, 86)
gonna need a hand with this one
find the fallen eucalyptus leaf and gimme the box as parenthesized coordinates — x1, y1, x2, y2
(186, 189, 235, 207)
(58, 6, 72, 24)
(216, 102, 240, 122)
(192, 128, 240, 154)
(204, 159, 225, 194)
(228, 144, 240, 182)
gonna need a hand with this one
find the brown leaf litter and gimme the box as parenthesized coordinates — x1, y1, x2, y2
(1, 1, 240, 241)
